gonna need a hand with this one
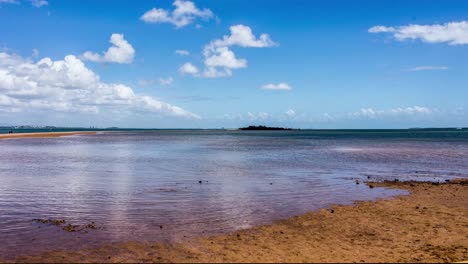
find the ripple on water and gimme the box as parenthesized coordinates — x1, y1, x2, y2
(0, 130, 467, 259)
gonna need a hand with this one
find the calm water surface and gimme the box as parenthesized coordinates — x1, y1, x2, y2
(1, 130, 468, 259)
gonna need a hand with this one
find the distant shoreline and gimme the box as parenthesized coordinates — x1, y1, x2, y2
(0, 131, 97, 139)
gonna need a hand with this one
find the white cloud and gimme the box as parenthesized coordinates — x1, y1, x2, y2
(368, 26, 395, 33)
(352, 108, 383, 119)
(31, 0, 47, 7)
(351, 106, 433, 119)
(206, 24, 277, 49)
(141, 0, 213, 28)
(183, 24, 276, 78)
(0, 0, 19, 4)
(0, 52, 199, 119)
(285, 109, 296, 118)
(83, 33, 135, 64)
(390, 106, 432, 115)
(175, 49, 190, 56)
(138, 77, 174, 86)
(204, 47, 247, 69)
(178, 62, 199, 75)
(159, 77, 174, 86)
(261, 82, 292, 91)
(221, 112, 270, 122)
(246, 112, 270, 121)
(407, 66, 448, 71)
(137, 79, 156, 87)
(369, 21, 468, 45)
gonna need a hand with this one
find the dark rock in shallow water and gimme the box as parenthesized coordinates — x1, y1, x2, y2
(86, 223, 97, 229)
(33, 218, 65, 226)
(62, 224, 80, 232)
(33, 218, 99, 233)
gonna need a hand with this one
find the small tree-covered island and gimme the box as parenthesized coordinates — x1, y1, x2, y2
(239, 125, 295, 131)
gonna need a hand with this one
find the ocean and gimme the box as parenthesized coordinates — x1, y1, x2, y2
(1, 129, 467, 259)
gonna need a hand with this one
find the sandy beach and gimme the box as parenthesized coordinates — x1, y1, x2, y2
(0, 132, 97, 139)
(7, 179, 467, 263)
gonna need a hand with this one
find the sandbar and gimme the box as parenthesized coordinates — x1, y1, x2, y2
(0, 131, 96, 139)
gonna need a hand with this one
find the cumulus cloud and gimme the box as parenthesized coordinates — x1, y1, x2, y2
(141, 0, 213, 28)
(83, 33, 135, 64)
(206, 24, 277, 49)
(221, 109, 302, 123)
(175, 49, 190, 56)
(369, 21, 468, 45)
(390, 106, 432, 115)
(261, 82, 292, 91)
(203, 46, 247, 77)
(285, 109, 296, 118)
(178, 62, 199, 75)
(0, 52, 199, 119)
(368, 25, 395, 33)
(407, 66, 448, 71)
(31, 0, 47, 7)
(203, 25, 275, 77)
(224, 112, 270, 122)
(182, 25, 276, 78)
(351, 106, 433, 119)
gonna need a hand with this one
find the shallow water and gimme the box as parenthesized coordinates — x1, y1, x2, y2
(1, 130, 468, 259)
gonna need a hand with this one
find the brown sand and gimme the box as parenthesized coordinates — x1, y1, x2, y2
(0, 131, 96, 139)
(8, 179, 468, 263)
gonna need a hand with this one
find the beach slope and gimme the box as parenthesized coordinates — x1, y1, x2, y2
(10, 179, 468, 263)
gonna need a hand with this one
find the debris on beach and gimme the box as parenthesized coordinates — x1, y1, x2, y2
(32, 218, 99, 233)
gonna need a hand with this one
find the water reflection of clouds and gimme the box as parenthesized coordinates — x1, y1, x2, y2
(1, 132, 468, 259)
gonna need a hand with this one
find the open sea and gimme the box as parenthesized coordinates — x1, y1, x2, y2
(1, 129, 468, 259)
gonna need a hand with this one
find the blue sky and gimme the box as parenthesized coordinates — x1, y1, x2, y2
(0, 0, 467, 128)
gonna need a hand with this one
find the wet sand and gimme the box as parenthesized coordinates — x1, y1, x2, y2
(0, 131, 96, 139)
(7, 179, 468, 263)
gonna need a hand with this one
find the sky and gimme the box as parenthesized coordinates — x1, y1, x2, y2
(0, 0, 467, 128)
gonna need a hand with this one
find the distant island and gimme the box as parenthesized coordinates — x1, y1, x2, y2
(239, 125, 294, 131)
